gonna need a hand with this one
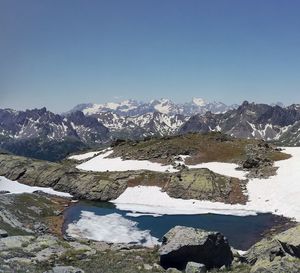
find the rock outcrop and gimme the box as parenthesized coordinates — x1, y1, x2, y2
(167, 169, 247, 204)
(0, 152, 247, 204)
(159, 226, 233, 270)
(244, 225, 300, 273)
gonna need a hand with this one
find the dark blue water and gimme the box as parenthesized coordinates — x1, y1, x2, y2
(63, 200, 288, 250)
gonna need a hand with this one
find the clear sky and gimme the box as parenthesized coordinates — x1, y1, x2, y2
(1, 0, 300, 112)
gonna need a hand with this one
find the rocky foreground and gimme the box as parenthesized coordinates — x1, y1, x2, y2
(0, 192, 299, 273)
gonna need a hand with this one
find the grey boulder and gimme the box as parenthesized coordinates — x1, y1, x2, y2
(159, 226, 233, 270)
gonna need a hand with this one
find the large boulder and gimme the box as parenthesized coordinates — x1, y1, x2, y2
(159, 226, 233, 270)
(244, 225, 300, 273)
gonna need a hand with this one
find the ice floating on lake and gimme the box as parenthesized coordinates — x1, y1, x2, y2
(0, 176, 72, 198)
(66, 211, 159, 247)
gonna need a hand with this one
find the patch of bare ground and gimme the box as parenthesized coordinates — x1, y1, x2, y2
(110, 132, 289, 166)
(45, 196, 72, 237)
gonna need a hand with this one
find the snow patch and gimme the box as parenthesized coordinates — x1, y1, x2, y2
(126, 212, 162, 217)
(0, 176, 72, 197)
(246, 147, 300, 221)
(112, 186, 257, 216)
(112, 147, 300, 221)
(76, 150, 178, 173)
(68, 151, 103, 161)
(188, 162, 247, 180)
(76, 149, 246, 179)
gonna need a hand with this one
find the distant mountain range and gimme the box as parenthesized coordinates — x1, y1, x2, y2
(66, 98, 238, 116)
(1, 98, 299, 161)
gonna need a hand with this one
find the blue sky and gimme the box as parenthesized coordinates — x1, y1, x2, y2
(1, 0, 300, 112)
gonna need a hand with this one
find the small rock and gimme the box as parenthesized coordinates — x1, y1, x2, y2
(54, 210, 63, 216)
(33, 223, 49, 234)
(185, 262, 207, 273)
(0, 229, 8, 238)
(166, 268, 181, 273)
(243, 157, 260, 169)
(0, 190, 10, 194)
(143, 264, 153, 270)
(63, 234, 75, 242)
(44, 266, 85, 273)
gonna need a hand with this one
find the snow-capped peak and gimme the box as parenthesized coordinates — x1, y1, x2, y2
(192, 97, 207, 106)
(69, 98, 238, 117)
(82, 100, 140, 115)
(152, 98, 177, 114)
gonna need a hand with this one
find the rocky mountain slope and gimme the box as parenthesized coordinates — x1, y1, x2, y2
(89, 111, 188, 139)
(0, 108, 109, 161)
(180, 101, 300, 146)
(0, 107, 109, 143)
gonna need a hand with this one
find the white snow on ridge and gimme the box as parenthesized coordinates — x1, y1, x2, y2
(188, 162, 247, 180)
(76, 149, 246, 179)
(192, 97, 206, 106)
(76, 150, 178, 173)
(112, 147, 300, 221)
(0, 176, 72, 197)
(68, 151, 102, 161)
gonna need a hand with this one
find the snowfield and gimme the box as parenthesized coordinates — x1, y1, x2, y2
(75, 149, 245, 178)
(246, 147, 300, 221)
(76, 149, 178, 173)
(112, 147, 300, 221)
(0, 176, 72, 197)
(187, 162, 247, 180)
(112, 186, 257, 216)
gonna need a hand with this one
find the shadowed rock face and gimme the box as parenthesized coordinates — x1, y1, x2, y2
(159, 226, 233, 270)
